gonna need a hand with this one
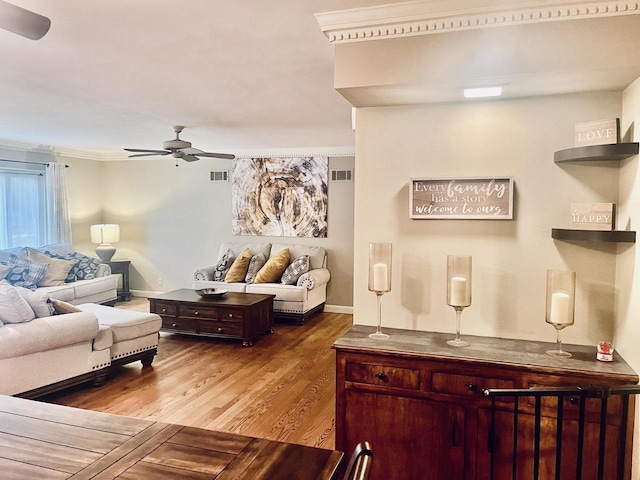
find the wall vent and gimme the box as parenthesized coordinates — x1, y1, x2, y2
(331, 169, 353, 182)
(210, 170, 229, 182)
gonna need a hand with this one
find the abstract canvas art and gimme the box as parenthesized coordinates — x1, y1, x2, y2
(232, 157, 328, 237)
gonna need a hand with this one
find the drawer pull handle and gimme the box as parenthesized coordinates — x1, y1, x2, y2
(194, 311, 199, 316)
(217, 327, 223, 333)
(467, 384, 478, 392)
(569, 396, 578, 405)
(376, 373, 387, 381)
(228, 313, 233, 318)
(162, 308, 167, 313)
(171, 323, 177, 328)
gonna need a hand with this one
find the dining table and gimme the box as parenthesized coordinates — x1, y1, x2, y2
(0, 395, 343, 479)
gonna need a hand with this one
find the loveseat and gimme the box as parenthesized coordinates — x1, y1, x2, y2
(193, 242, 330, 324)
(0, 243, 118, 306)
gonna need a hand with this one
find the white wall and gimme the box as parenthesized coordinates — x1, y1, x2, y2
(99, 156, 355, 308)
(617, 76, 640, 479)
(353, 92, 623, 346)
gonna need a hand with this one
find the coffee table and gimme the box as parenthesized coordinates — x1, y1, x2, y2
(149, 289, 274, 347)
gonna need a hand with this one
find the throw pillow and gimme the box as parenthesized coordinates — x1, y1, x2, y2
(212, 249, 236, 282)
(50, 298, 82, 315)
(15, 286, 55, 317)
(254, 248, 290, 284)
(3, 254, 50, 290)
(281, 255, 310, 285)
(26, 248, 76, 287)
(44, 251, 102, 282)
(244, 253, 266, 284)
(0, 264, 12, 280)
(0, 280, 35, 324)
(225, 248, 253, 283)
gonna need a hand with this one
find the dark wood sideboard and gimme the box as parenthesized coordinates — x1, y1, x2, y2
(334, 325, 639, 480)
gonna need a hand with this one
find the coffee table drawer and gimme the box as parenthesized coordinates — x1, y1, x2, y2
(218, 308, 243, 322)
(180, 305, 218, 320)
(162, 317, 196, 332)
(155, 302, 177, 316)
(199, 320, 243, 337)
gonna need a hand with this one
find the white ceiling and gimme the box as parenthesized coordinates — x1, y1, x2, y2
(2, 0, 640, 159)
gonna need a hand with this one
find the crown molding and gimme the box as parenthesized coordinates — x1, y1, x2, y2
(0, 138, 124, 161)
(316, 0, 640, 44)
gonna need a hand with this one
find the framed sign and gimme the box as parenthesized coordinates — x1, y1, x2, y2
(410, 177, 514, 220)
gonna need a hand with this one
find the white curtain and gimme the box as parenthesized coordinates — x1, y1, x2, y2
(45, 162, 72, 244)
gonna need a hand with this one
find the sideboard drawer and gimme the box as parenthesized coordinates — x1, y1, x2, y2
(162, 317, 196, 332)
(218, 308, 244, 322)
(180, 305, 218, 320)
(199, 320, 243, 337)
(431, 372, 514, 398)
(346, 362, 420, 390)
(155, 302, 176, 316)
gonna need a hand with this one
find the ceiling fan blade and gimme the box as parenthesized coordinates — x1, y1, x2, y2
(0, 1, 51, 40)
(180, 154, 200, 162)
(181, 147, 235, 160)
(124, 148, 169, 154)
(128, 152, 171, 158)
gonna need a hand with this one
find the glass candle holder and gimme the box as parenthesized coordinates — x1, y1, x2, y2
(545, 270, 576, 358)
(447, 255, 472, 347)
(368, 242, 392, 340)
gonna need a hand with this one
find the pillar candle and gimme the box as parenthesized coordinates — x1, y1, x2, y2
(449, 275, 468, 307)
(373, 263, 389, 292)
(549, 292, 571, 325)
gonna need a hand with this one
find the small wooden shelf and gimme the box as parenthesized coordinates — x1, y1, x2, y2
(554, 143, 639, 163)
(551, 228, 636, 243)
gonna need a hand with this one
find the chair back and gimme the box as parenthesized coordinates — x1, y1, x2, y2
(343, 441, 373, 480)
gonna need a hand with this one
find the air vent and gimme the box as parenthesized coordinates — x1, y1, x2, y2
(210, 170, 229, 182)
(331, 169, 353, 182)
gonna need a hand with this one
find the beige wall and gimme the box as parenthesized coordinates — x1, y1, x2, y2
(353, 92, 623, 346)
(617, 76, 640, 479)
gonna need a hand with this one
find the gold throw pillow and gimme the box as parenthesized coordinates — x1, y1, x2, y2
(254, 248, 290, 283)
(225, 248, 253, 283)
(50, 298, 82, 315)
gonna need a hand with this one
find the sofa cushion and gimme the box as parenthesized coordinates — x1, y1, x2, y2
(15, 286, 55, 318)
(77, 303, 162, 343)
(72, 276, 117, 299)
(0, 312, 99, 360)
(40, 284, 76, 302)
(0, 280, 35, 324)
(51, 298, 82, 315)
(213, 249, 235, 282)
(94, 324, 113, 351)
(26, 248, 76, 287)
(246, 283, 308, 302)
(245, 253, 266, 284)
(2, 254, 50, 290)
(281, 255, 309, 285)
(255, 248, 290, 284)
(225, 248, 253, 283)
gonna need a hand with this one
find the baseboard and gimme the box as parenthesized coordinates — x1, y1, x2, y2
(131, 289, 163, 298)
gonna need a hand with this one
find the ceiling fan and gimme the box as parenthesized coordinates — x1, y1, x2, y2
(0, 1, 51, 40)
(125, 126, 235, 163)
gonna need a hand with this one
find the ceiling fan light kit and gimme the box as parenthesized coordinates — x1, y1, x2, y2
(0, 1, 51, 40)
(125, 126, 235, 165)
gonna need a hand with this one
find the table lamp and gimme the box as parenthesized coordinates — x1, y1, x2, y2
(90, 224, 120, 261)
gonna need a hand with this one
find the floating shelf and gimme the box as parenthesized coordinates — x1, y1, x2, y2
(554, 143, 639, 164)
(551, 228, 636, 243)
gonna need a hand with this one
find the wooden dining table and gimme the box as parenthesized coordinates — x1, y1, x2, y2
(0, 395, 343, 479)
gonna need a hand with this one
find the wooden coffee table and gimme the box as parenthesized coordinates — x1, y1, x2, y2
(149, 289, 274, 347)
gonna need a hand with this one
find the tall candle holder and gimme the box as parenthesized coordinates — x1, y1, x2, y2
(368, 242, 392, 340)
(545, 270, 576, 358)
(447, 255, 472, 347)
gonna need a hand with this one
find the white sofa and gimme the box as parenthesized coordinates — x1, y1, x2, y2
(0, 243, 118, 306)
(193, 242, 330, 324)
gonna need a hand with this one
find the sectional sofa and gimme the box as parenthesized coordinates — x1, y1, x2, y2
(193, 242, 330, 324)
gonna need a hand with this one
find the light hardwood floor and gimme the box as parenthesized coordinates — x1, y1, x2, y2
(44, 297, 353, 450)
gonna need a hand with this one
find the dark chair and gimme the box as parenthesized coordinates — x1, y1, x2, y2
(343, 441, 373, 480)
(483, 384, 640, 480)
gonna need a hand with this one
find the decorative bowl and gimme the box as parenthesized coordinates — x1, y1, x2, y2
(195, 288, 228, 297)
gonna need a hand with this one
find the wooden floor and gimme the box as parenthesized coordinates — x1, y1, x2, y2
(44, 297, 353, 451)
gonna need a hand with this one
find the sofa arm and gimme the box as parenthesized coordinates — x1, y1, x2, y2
(194, 265, 219, 282)
(297, 268, 330, 290)
(96, 263, 112, 277)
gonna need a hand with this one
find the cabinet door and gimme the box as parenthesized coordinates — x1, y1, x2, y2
(345, 390, 464, 480)
(476, 407, 624, 480)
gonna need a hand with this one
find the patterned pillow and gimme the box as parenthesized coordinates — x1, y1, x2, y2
(26, 248, 76, 287)
(245, 253, 266, 284)
(281, 255, 310, 285)
(3, 254, 50, 291)
(212, 249, 236, 282)
(44, 251, 102, 282)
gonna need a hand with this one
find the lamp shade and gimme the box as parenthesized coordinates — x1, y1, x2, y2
(90, 224, 120, 244)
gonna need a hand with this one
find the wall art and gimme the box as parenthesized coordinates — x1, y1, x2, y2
(232, 157, 328, 237)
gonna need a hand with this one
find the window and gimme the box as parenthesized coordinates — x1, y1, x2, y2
(0, 166, 46, 249)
